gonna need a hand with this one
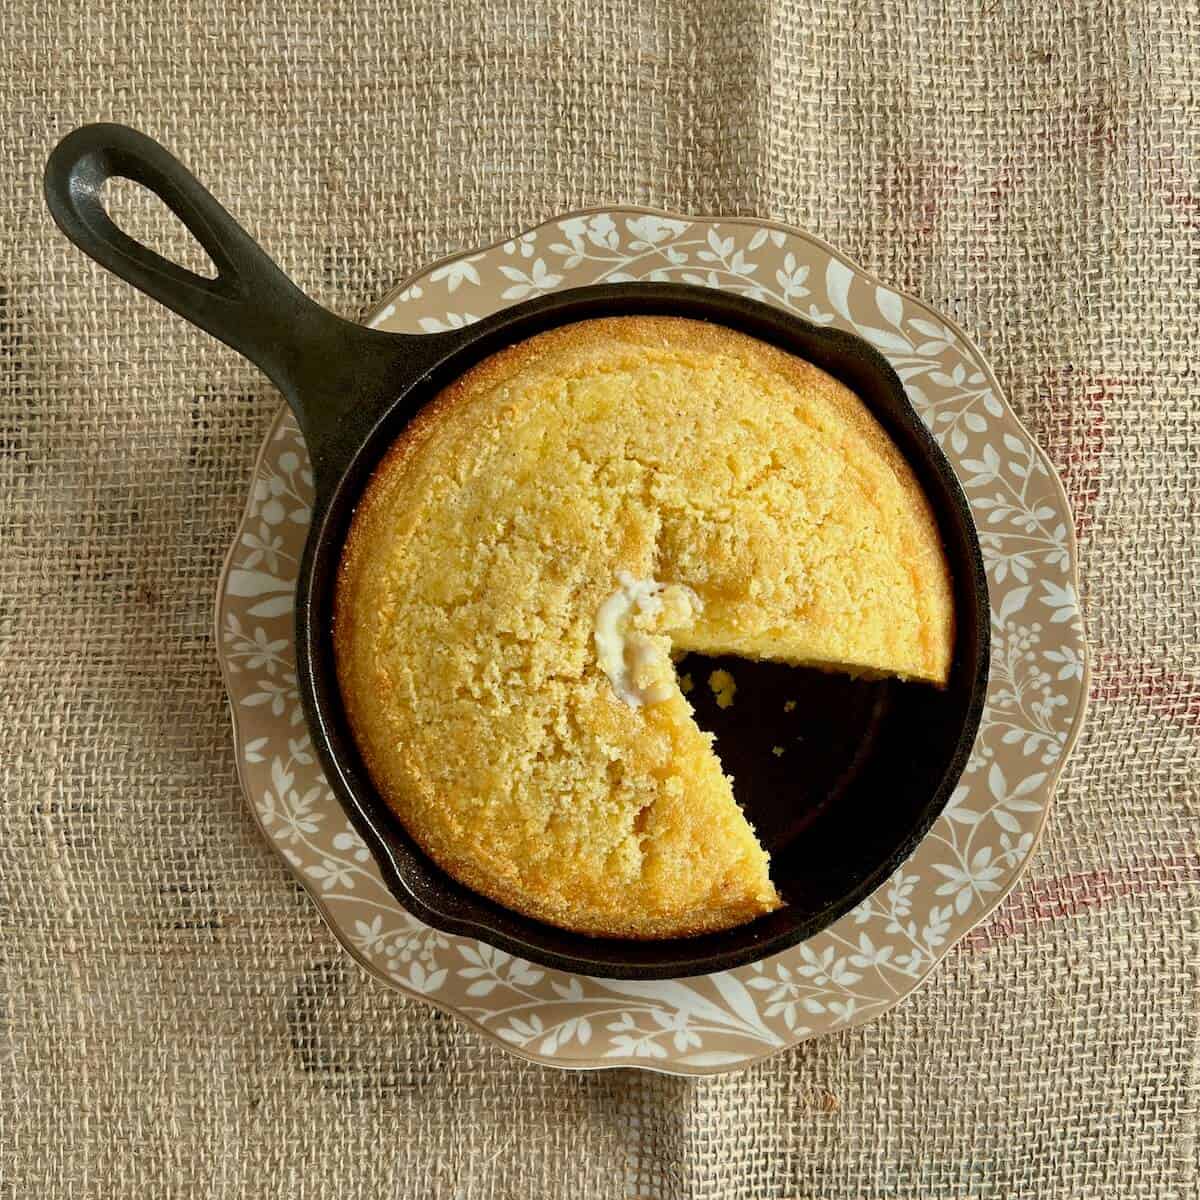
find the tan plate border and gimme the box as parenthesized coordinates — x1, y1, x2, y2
(215, 205, 1088, 1075)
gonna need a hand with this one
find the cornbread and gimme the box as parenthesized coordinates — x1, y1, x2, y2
(708, 669, 738, 710)
(335, 317, 954, 938)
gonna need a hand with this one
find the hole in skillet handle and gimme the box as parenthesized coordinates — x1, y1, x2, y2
(296, 282, 991, 981)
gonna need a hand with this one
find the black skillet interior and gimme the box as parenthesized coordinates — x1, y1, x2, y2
(46, 124, 989, 980)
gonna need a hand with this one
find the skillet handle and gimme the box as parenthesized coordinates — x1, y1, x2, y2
(45, 124, 325, 386)
(44, 123, 438, 496)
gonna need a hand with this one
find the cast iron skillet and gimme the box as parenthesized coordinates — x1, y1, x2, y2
(45, 124, 989, 979)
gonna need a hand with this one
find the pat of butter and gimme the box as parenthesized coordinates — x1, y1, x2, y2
(594, 572, 702, 707)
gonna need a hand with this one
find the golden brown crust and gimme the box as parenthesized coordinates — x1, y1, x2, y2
(334, 316, 954, 938)
(403, 836, 773, 939)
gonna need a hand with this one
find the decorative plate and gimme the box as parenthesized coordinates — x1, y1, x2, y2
(216, 207, 1088, 1075)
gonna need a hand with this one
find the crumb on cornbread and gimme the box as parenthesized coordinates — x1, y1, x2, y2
(708, 669, 737, 710)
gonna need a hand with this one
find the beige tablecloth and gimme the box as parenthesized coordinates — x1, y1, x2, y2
(2, 2, 1197, 1196)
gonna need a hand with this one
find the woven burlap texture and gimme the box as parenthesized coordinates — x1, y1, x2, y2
(2, 1, 1197, 1196)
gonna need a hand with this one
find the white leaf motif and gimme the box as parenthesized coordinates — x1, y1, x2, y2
(875, 287, 903, 327)
(998, 586, 1032, 622)
(826, 259, 854, 321)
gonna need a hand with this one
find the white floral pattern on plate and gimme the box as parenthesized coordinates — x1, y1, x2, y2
(216, 208, 1087, 1075)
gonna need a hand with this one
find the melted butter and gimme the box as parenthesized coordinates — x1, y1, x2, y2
(594, 571, 703, 707)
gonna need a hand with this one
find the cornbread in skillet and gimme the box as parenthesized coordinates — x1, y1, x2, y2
(334, 317, 954, 938)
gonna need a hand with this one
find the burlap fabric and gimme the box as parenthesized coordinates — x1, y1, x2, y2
(2, 2, 1196, 1195)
